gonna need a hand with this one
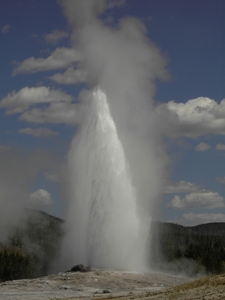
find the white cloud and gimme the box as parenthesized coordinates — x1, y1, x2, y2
(0, 86, 73, 114)
(19, 127, 58, 137)
(170, 213, 225, 226)
(217, 177, 225, 186)
(13, 47, 82, 75)
(107, 0, 126, 9)
(29, 189, 53, 206)
(49, 66, 87, 84)
(0, 86, 80, 125)
(167, 192, 225, 209)
(1, 25, 10, 34)
(44, 171, 60, 183)
(215, 143, 225, 151)
(19, 102, 79, 125)
(195, 142, 211, 152)
(163, 180, 201, 194)
(156, 97, 225, 137)
(44, 30, 69, 44)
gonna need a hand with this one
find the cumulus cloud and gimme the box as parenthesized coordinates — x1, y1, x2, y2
(0, 86, 79, 124)
(44, 30, 69, 44)
(215, 143, 225, 151)
(156, 97, 225, 137)
(19, 127, 58, 137)
(0, 86, 73, 114)
(167, 192, 225, 209)
(1, 24, 10, 34)
(195, 142, 211, 152)
(19, 102, 79, 125)
(49, 66, 87, 84)
(13, 47, 81, 75)
(163, 180, 202, 194)
(29, 189, 53, 206)
(170, 213, 225, 226)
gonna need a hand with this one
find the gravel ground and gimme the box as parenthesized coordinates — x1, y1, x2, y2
(1, 270, 224, 300)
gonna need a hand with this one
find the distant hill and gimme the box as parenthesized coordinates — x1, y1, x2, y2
(0, 210, 63, 282)
(151, 221, 225, 275)
(1, 214, 225, 282)
(152, 221, 225, 238)
(191, 222, 225, 236)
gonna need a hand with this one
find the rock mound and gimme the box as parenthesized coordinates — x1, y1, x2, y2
(67, 264, 92, 273)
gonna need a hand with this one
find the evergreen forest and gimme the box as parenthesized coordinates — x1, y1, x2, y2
(0, 210, 63, 282)
(0, 211, 225, 282)
(151, 221, 225, 275)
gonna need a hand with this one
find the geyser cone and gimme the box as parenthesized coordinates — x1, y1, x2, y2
(64, 88, 149, 271)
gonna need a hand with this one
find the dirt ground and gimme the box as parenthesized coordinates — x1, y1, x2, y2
(0, 269, 224, 300)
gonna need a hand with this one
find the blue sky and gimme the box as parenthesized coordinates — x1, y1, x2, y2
(0, 0, 225, 226)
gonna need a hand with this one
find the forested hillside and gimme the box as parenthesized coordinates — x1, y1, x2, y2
(0, 214, 225, 282)
(151, 221, 225, 275)
(0, 210, 63, 282)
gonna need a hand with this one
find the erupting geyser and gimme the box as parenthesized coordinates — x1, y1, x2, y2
(60, 0, 168, 272)
(64, 88, 150, 271)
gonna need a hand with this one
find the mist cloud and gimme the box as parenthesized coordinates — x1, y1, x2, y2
(0, 146, 54, 243)
(59, 0, 169, 216)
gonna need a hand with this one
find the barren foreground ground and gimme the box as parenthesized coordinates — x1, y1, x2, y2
(0, 270, 224, 300)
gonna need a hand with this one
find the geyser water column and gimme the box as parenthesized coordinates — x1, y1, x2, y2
(64, 87, 149, 271)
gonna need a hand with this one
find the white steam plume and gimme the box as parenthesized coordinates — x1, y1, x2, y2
(64, 88, 150, 270)
(61, 0, 169, 270)
(0, 147, 54, 243)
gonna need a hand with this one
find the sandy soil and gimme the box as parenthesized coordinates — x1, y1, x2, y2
(0, 270, 224, 300)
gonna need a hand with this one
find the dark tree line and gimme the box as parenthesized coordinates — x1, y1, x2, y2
(0, 249, 37, 281)
(151, 221, 225, 275)
(0, 210, 63, 282)
(1, 213, 224, 282)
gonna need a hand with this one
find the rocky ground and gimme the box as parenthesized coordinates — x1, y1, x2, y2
(0, 269, 224, 300)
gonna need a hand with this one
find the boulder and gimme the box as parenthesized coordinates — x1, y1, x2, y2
(67, 264, 92, 273)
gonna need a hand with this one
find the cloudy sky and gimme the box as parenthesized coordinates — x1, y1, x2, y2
(0, 0, 225, 226)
